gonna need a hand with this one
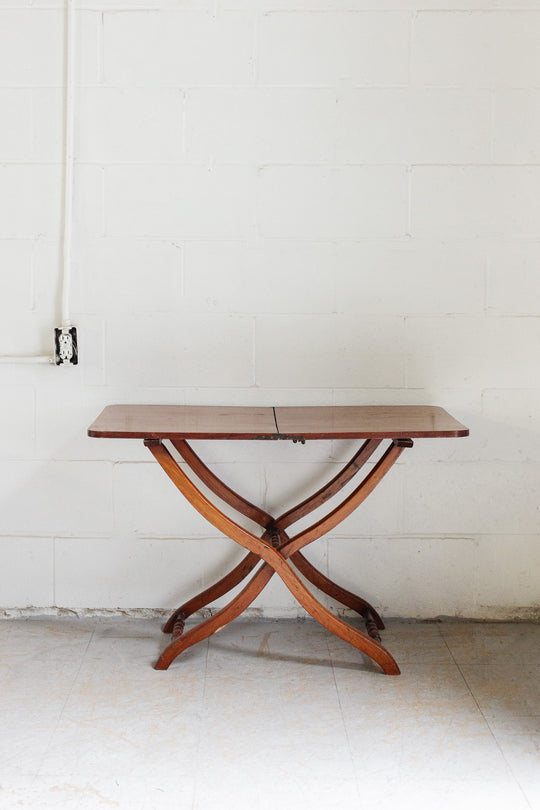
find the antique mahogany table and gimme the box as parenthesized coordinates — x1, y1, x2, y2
(88, 404, 468, 675)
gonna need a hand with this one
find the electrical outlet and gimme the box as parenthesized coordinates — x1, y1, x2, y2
(55, 326, 78, 365)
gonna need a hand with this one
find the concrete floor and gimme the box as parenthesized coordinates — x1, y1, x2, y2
(0, 616, 539, 809)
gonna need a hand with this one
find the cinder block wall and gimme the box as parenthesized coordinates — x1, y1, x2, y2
(1, 0, 539, 620)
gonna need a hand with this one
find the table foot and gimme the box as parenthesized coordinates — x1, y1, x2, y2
(270, 552, 400, 675)
(363, 609, 382, 643)
(154, 563, 274, 670)
(171, 614, 186, 640)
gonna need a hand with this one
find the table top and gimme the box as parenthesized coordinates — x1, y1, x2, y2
(88, 405, 468, 441)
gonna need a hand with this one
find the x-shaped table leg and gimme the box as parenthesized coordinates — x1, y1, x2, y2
(145, 437, 412, 675)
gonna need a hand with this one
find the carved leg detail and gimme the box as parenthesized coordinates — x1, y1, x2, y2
(155, 564, 274, 670)
(363, 610, 382, 643)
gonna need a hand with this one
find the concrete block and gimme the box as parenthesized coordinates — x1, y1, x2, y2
(78, 238, 182, 315)
(186, 88, 337, 164)
(73, 166, 105, 239)
(0, 165, 101, 241)
(0, 313, 51, 358)
(113, 460, 263, 537)
(0, 241, 33, 314)
(411, 167, 540, 239)
(0, 387, 34, 459)
(255, 315, 405, 388)
(183, 240, 336, 314)
(326, 461, 403, 537)
(335, 88, 491, 164)
(0, 361, 71, 389)
(405, 316, 540, 390)
(76, 88, 184, 164)
(487, 242, 540, 316)
(259, 12, 409, 86)
(0, 537, 53, 608)
(412, 11, 540, 88)
(34, 386, 146, 462)
(335, 240, 485, 316)
(104, 10, 255, 86)
(32, 89, 63, 163)
(36, 386, 188, 464)
(0, 10, 100, 86)
(0, 90, 32, 160)
(105, 313, 254, 388)
(54, 536, 211, 610)
(262, 460, 337, 519)
(328, 536, 477, 618)
(474, 535, 540, 609)
(0, 461, 113, 537)
(492, 90, 540, 164)
(404, 461, 540, 536)
(0, 10, 63, 86)
(331, 389, 436, 407)
(184, 388, 330, 410)
(481, 390, 540, 463)
(0, 166, 62, 239)
(258, 166, 408, 239)
(105, 165, 257, 239)
(31, 240, 61, 335)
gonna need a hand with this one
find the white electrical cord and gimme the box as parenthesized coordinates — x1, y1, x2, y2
(0, 0, 75, 364)
(0, 356, 54, 365)
(61, 0, 75, 329)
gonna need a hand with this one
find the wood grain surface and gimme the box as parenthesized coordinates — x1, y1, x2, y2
(89, 404, 468, 440)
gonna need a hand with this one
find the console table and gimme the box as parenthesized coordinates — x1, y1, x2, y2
(88, 405, 468, 675)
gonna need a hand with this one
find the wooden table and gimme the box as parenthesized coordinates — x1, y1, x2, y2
(89, 405, 468, 675)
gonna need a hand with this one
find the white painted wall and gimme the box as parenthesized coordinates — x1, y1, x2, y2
(1, 0, 539, 620)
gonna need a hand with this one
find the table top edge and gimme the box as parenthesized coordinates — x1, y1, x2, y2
(87, 404, 469, 440)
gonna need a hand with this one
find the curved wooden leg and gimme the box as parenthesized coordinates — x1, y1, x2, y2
(274, 438, 382, 531)
(282, 440, 413, 557)
(163, 551, 260, 634)
(266, 549, 400, 675)
(147, 439, 406, 675)
(165, 438, 393, 635)
(290, 550, 385, 631)
(155, 564, 274, 670)
(171, 438, 273, 528)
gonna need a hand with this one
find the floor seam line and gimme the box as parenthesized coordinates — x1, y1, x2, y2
(190, 636, 211, 810)
(34, 619, 97, 780)
(440, 630, 533, 809)
(327, 634, 362, 802)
